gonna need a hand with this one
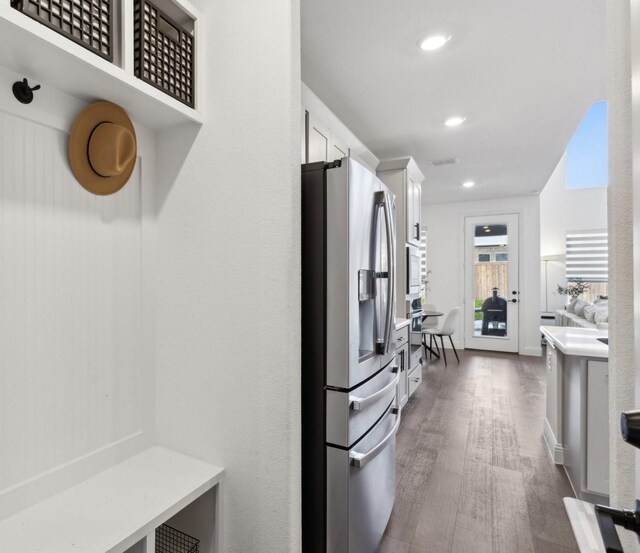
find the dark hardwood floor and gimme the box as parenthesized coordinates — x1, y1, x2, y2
(381, 348, 578, 553)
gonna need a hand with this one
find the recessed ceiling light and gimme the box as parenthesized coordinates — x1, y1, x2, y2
(420, 34, 451, 51)
(445, 116, 466, 127)
(462, 181, 475, 188)
(484, 229, 491, 233)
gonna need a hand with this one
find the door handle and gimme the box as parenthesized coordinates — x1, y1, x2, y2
(350, 369, 400, 411)
(376, 191, 396, 355)
(350, 406, 401, 468)
(511, 299, 518, 303)
(415, 222, 420, 241)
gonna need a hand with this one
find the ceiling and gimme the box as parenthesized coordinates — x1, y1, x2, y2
(301, 0, 606, 204)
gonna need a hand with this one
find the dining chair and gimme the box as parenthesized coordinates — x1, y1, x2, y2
(422, 303, 439, 329)
(422, 307, 460, 366)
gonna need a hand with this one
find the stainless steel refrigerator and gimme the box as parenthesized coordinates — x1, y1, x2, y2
(302, 157, 400, 553)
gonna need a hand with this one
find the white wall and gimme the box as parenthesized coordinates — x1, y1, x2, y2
(539, 153, 608, 311)
(0, 65, 156, 521)
(608, 3, 636, 551)
(154, 2, 301, 553)
(423, 195, 541, 356)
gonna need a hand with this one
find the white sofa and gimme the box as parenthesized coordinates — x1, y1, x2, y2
(555, 299, 608, 330)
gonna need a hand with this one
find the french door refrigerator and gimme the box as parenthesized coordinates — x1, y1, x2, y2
(302, 157, 400, 553)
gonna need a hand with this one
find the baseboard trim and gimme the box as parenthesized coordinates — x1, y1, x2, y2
(543, 418, 564, 464)
(0, 431, 149, 521)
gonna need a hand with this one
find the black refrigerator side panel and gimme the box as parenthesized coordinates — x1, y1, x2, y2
(301, 162, 328, 553)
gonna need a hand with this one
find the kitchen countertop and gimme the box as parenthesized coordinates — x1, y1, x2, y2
(563, 498, 605, 552)
(395, 318, 411, 330)
(541, 326, 608, 359)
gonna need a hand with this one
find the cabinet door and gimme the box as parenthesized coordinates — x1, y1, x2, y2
(586, 361, 609, 495)
(396, 344, 409, 408)
(307, 114, 330, 163)
(330, 136, 350, 162)
(416, 183, 422, 241)
(302, 110, 308, 163)
(545, 345, 561, 449)
(408, 364, 422, 397)
(406, 177, 421, 246)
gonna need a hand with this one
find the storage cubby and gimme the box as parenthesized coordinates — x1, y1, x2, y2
(163, 487, 219, 553)
(0, 448, 224, 553)
(0, 0, 203, 129)
(123, 539, 148, 553)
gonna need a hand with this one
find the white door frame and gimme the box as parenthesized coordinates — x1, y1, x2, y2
(464, 213, 520, 353)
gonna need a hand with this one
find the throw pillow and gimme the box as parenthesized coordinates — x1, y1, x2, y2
(583, 305, 597, 322)
(574, 300, 588, 317)
(594, 309, 609, 324)
(567, 299, 578, 314)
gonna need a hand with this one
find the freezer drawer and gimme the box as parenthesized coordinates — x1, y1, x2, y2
(326, 403, 400, 553)
(326, 360, 399, 448)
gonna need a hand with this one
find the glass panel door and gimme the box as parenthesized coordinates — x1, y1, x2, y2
(464, 214, 519, 353)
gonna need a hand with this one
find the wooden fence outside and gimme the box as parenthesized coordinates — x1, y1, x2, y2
(474, 262, 509, 301)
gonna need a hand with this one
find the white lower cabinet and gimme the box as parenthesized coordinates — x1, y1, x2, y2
(396, 343, 409, 408)
(408, 366, 422, 397)
(562, 355, 609, 503)
(395, 325, 410, 408)
(586, 360, 609, 495)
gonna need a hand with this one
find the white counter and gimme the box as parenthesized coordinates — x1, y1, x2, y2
(542, 325, 610, 504)
(541, 326, 608, 359)
(395, 318, 411, 330)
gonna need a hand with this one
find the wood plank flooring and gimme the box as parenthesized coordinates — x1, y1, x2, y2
(382, 349, 578, 553)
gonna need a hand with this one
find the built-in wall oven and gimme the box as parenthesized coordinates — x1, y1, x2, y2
(406, 244, 421, 296)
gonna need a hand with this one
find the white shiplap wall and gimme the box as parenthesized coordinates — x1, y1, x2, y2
(0, 109, 147, 518)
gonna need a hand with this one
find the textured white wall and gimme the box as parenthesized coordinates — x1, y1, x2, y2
(423, 195, 541, 356)
(631, 0, 640, 511)
(153, 1, 301, 552)
(607, 2, 637, 550)
(539, 153, 608, 311)
(0, 65, 156, 521)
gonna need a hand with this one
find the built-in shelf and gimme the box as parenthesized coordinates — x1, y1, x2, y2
(0, 447, 224, 553)
(0, 0, 203, 130)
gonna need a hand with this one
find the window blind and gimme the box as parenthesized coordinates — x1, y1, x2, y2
(565, 230, 608, 282)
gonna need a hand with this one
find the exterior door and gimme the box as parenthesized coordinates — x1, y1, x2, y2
(464, 214, 519, 352)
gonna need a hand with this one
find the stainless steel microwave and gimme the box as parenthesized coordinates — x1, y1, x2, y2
(406, 244, 421, 296)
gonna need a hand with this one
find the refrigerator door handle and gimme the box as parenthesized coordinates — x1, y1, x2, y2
(349, 368, 400, 411)
(350, 407, 401, 469)
(376, 191, 396, 355)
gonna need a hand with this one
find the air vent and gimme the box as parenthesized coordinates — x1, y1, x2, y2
(430, 157, 459, 167)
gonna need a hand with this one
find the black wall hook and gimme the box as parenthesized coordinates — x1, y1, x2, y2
(12, 78, 41, 104)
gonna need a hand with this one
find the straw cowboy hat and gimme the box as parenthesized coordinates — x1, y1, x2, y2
(69, 101, 137, 195)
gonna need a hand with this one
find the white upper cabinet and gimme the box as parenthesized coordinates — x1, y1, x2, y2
(306, 112, 331, 163)
(406, 177, 420, 246)
(377, 157, 425, 248)
(331, 136, 350, 162)
(303, 110, 351, 164)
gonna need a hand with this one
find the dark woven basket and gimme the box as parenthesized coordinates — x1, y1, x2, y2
(134, 0, 195, 108)
(156, 523, 199, 553)
(11, 0, 113, 61)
